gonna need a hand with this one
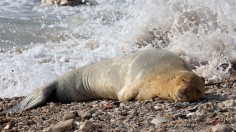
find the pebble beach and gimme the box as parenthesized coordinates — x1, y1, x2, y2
(1, 0, 236, 131)
(1, 72, 235, 131)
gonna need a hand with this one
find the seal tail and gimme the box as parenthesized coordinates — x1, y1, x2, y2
(4, 81, 57, 113)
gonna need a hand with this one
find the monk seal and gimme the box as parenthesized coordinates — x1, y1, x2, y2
(5, 49, 205, 113)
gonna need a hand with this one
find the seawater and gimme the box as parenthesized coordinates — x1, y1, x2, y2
(0, 0, 236, 98)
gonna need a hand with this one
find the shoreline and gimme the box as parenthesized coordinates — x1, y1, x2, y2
(1, 75, 236, 131)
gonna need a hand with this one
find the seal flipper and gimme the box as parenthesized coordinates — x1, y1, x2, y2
(4, 81, 57, 113)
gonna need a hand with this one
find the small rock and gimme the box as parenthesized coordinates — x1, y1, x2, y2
(211, 124, 232, 132)
(203, 102, 216, 111)
(187, 112, 196, 118)
(83, 113, 92, 120)
(43, 119, 74, 132)
(87, 108, 97, 114)
(222, 99, 235, 107)
(4, 124, 10, 130)
(198, 104, 204, 111)
(79, 121, 94, 132)
(218, 103, 225, 108)
(175, 114, 188, 119)
(0, 118, 11, 123)
(150, 116, 172, 126)
(83, 109, 97, 120)
(73, 121, 80, 129)
(63, 112, 76, 121)
(42, 108, 50, 113)
(4, 119, 15, 130)
(187, 105, 198, 112)
(119, 111, 129, 116)
(92, 111, 104, 117)
(211, 118, 223, 125)
(153, 106, 162, 111)
(103, 103, 114, 110)
(156, 128, 167, 132)
(41, 116, 49, 120)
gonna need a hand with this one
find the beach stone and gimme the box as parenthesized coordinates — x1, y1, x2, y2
(186, 112, 196, 118)
(203, 102, 216, 111)
(103, 103, 114, 110)
(87, 108, 97, 114)
(92, 111, 104, 117)
(43, 119, 74, 132)
(79, 120, 94, 132)
(4, 124, 11, 130)
(222, 100, 235, 107)
(4, 119, 15, 130)
(83, 113, 92, 120)
(42, 108, 50, 113)
(211, 124, 232, 132)
(150, 116, 172, 126)
(153, 106, 162, 111)
(119, 111, 129, 116)
(63, 112, 76, 121)
(0, 118, 11, 123)
(232, 82, 236, 88)
(187, 105, 198, 112)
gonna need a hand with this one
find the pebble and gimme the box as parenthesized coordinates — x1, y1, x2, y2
(119, 111, 129, 116)
(103, 103, 114, 110)
(150, 116, 172, 126)
(92, 111, 104, 117)
(0, 118, 11, 123)
(186, 112, 196, 118)
(62, 112, 77, 121)
(79, 121, 94, 132)
(42, 108, 50, 113)
(87, 108, 97, 114)
(211, 124, 232, 132)
(43, 119, 74, 132)
(203, 102, 216, 111)
(222, 100, 235, 107)
(4, 119, 15, 130)
(187, 105, 198, 112)
(1, 79, 236, 131)
(153, 106, 162, 111)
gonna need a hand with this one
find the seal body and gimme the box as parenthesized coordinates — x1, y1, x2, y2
(5, 49, 205, 113)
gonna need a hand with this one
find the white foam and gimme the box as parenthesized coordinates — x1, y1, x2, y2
(0, 0, 236, 98)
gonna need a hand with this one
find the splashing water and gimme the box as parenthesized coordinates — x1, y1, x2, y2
(0, 0, 235, 97)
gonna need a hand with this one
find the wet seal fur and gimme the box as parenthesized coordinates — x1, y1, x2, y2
(5, 49, 205, 113)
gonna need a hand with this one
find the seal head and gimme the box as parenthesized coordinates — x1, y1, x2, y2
(173, 72, 205, 102)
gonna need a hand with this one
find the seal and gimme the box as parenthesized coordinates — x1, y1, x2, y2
(5, 49, 205, 113)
